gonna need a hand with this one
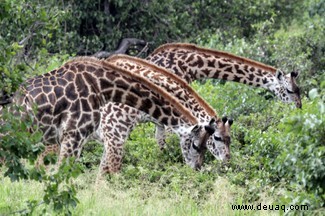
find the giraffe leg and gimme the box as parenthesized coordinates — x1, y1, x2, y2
(56, 132, 85, 171)
(155, 124, 168, 150)
(96, 137, 124, 186)
(98, 137, 124, 175)
(139, 113, 168, 150)
(96, 103, 142, 183)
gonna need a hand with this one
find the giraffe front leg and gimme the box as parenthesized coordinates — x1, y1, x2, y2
(96, 137, 124, 186)
(155, 124, 168, 150)
(98, 137, 124, 176)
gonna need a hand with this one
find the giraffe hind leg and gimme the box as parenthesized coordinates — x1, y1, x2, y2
(155, 124, 168, 150)
(56, 132, 86, 171)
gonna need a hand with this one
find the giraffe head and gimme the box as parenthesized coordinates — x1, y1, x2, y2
(205, 116, 233, 161)
(180, 117, 233, 169)
(274, 70, 301, 108)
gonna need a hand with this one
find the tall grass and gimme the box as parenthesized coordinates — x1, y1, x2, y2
(0, 169, 276, 215)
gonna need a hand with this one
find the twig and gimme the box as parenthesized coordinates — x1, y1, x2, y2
(23, 56, 35, 72)
(136, 42, 150, 57)
(7, 201, 45, 215)
(92, 38, 149, 59)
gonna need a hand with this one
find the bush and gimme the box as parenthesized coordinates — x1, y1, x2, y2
(274, 87, 325, 208)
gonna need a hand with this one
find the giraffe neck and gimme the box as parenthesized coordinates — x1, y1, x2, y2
(106, 54, 217, 123)
(146, 43, 280, 94)
(67, 58, 197, 125)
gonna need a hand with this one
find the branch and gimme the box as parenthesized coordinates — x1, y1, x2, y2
(0, 96, 13, 106)
(18, 33, 37, 46)
(136, 42, 150, 57)
(92, 38, 152, 59)
(18, 21, 45, 46)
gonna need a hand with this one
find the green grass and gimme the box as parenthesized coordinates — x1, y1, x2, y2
(0, 167, 278, 216)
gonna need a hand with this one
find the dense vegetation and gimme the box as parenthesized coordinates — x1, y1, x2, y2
(0, 0, 324, 215)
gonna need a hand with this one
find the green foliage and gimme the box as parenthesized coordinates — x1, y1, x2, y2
(0, 0, 68, 94)
(78, 141, 103, 170)
(124, 123, 184, 168)
(192, 80, 273, 119)
(218, 87, 325, 210)
(0, 105, 43, 181)
(0, 106, 82, 215)
(274, 88, 325, 208)
(1, 0, 305, 57)
(41, 159, 82, 215)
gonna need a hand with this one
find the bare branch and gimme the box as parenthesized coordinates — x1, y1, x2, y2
(18, 33, 37, 46)
(136, 42, 150, 57)
(92, 38, 152, 59)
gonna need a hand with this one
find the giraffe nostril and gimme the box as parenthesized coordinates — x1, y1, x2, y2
(297, 102, 302, 109)
(225, 153, 230, 160)
(195, 163, 202, 170)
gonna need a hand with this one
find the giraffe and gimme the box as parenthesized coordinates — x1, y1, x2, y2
(146, 43, 301, 108)
(0, 57, 231, 172)
(88, 42, 302, 173)
(95, 54, 233, 174)
(144, 43, 302, 149)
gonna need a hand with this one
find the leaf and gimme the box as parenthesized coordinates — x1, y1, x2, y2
(308, 88, 318, 100)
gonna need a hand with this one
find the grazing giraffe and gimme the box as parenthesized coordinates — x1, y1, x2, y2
(93, 42, 302, 162)
(147, 43, 301, 107)
(0, 57, 231, 172)
(96, 54, 233, 174)
(145, 43, 302, 148)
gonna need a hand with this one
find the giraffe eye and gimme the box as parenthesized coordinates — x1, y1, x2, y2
(286, 88, 295, 94)
(214, 135, 223, 142)
(192, 142, 201, 152)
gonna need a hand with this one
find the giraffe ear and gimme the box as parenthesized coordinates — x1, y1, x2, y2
(275, 70, 284, 81)
(204, 125, 215, 135)
(291, 71, 299, 78)
(222, 116, 228, 124)
(209, 117, 216, 125)
(191, 125, 201, 134)
(227, 119, 233, 127)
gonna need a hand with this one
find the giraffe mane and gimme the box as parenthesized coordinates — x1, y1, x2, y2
(151, 43, 277, 73)
(107, 54, 217, 118)
(72, 58, 198, 125)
